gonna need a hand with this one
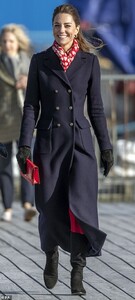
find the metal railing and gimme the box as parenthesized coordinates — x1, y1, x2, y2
(97, 74, 135, 202)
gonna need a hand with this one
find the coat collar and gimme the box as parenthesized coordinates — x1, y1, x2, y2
(43, 47, 87, 87)
(0, 55, 15, 86)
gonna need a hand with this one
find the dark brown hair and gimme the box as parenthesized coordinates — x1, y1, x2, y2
(52, 4, 92, 52)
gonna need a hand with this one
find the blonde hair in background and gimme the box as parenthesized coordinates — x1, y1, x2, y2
(0, 23, 31, 53)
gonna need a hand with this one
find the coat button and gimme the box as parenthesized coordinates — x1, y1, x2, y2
(69, 122, 74, 127)
(54, 89, 58, 93)
(55, 106, 60, 110)
(67, 89, 72, 93)
(69, 106, 73, 110)
(57, 123, 61, 127)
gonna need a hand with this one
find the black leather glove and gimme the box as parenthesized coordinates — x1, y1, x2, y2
(101, 149, 114, 177)
(0, 143, 8, 158)
(16, 146, 31, 174)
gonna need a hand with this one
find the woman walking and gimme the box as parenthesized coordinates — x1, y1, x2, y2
(17, 4, 113, 295)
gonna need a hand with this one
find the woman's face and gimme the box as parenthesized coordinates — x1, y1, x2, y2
(53, 13, 79, 52)
(1, 31, 19, 56)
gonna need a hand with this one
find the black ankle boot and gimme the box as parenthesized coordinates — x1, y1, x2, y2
(71, 265, 86, 295)
(70, 233, 87, 295)
(43, 247, 59, 289)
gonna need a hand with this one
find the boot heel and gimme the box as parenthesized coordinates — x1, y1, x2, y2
(71, 267, 86, 295)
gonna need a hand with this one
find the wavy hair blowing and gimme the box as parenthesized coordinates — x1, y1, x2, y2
(0, 23, 31, 53)
(52, 4, 93, 52)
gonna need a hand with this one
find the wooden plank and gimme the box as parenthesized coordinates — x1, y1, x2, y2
(0, 203, 135, 299)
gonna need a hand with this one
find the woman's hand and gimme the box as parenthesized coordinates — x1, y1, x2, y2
(16, 75, 28, 89)
(16, 146, 31, 174)
(0, 143, 8, 158)
(101, 149, 114, 176)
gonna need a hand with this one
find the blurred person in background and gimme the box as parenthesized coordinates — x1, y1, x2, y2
(68, 0, 135, 74)
(68, 0, 135, 138)
(16, 4, 113, 295)
(0, 24, 36, 222)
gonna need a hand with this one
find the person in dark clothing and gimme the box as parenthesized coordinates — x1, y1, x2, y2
(16, 4, 113, 295)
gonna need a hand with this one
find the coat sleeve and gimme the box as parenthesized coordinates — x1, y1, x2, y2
(18, 54, 40, 147)
(87, 55, 112, 151)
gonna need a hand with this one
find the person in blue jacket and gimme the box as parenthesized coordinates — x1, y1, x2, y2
(68, 0, 135, 74)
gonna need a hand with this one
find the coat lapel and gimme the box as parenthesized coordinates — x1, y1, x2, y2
(66, 51, 87, 81)
(43, 47, 71, 87)
(43, 48, 87, 86)
(0, 56, 15, 86)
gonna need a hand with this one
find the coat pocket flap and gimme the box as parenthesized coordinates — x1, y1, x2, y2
(76, 118, 90, 129)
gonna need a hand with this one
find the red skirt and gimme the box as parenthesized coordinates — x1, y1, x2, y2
(69, 209, 84, 234)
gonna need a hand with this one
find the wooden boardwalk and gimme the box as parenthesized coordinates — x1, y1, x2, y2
(0, 202, 135, 300)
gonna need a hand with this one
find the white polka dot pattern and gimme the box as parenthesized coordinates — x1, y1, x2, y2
(52, 39, 79, 72)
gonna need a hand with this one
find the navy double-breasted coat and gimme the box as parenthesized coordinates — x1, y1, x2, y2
(19, 47, 112, 256)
